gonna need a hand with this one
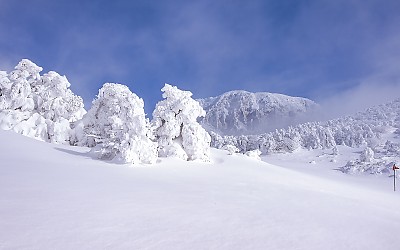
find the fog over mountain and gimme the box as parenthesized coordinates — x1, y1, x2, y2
(197, 90, 319, 135)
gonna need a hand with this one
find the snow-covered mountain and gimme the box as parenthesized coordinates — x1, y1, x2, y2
(197, 90, 319, 135)
(2, 60, 400, 249)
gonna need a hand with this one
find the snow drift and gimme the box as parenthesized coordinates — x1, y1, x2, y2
(1, 129, 400, 250)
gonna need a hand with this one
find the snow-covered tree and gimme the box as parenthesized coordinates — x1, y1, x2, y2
(222, 144, 239, 155)
(8, 59, 41, 111)
(360, 147, 374, 163)
(0, 59, 85, 144)
(207, 99, 400, 155)
(245, 149, 262, 160)
(76, 83, 157, 164)
(36, 71, 85, 122)
(152, 84, 211, 161)
(0, 71, 12, 110)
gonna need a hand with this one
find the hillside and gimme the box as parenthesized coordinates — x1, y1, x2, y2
(197, 90, 319, 135)
(211, 98, 400, 175)
(1, 129, 400, 249)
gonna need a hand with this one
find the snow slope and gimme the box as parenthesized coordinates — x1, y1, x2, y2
(198, 90, 318, 135)
(1, 130, 400, 250)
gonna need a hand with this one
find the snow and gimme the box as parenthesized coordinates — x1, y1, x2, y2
(198, 90, 319, 135)
(0, 59, 85, 144)
(1, 129, 400, 249)
(74, 83, 157, 164)
(211, 98, 400, 176)
(152, 84, 211, 162)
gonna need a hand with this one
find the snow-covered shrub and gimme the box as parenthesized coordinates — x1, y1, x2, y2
(360, 147, 374, 163)
(222, 144, 239, 155)
(383, 140, 400, 155)
(76, 83, 157, 164)
(0, 59, 85, 144)
(341, 159, 392, 175)
(245, 149, 261, 160)
(152, 84, 211, 161)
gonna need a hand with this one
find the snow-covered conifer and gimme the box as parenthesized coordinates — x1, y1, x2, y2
(36, 71, 85, 122)
(0, 71, 12, 110)
(8, 59, 41, 111)
(0, 59, 85, 144)
(360, 147, 374, 163)
(77, 83, 157, 164)
(152, 84, 211, 161)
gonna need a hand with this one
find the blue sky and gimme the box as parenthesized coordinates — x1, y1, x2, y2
(1, 0, 400, 115)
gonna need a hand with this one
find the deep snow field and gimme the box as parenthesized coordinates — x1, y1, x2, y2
(1, 129, 400, 250)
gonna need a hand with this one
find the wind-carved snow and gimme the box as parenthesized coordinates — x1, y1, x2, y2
(197, 90, 319, 135)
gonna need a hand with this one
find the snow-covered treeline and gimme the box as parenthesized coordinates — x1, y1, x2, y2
(210, 99, 400, 155)
(0, 59, 211, 163)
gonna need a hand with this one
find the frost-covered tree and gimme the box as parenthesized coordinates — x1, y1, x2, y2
(152, 84, 211, 161)
(245, 149, 262, 160)
(33, 71, 86, 143)
(360, 147, 374, 163)
(208, 103, 393, 155)
(0, 59, 85, 144)
(222, 144, 239, 155)
(0, 71, 12, 110)
(36, 71, 85, 122)
(76, 83, 157, 164)
(8, 59, 41, 111)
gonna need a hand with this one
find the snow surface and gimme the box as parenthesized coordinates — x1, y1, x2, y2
(1, 130, 400, 249)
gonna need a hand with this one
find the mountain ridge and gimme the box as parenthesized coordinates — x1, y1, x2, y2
(197, 90, 319, 135)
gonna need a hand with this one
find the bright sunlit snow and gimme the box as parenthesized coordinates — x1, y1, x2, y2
(1, 129, 399, 250)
